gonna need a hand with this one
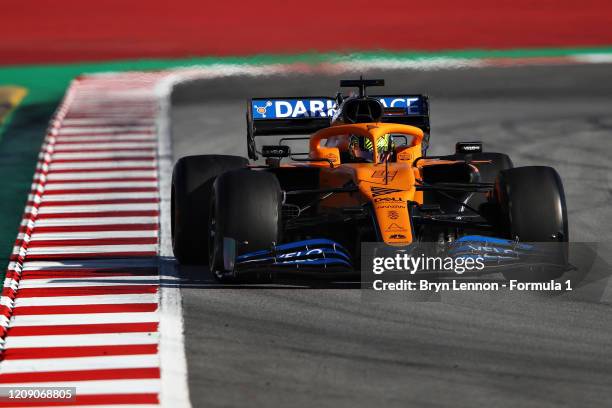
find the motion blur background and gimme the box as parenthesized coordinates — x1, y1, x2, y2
(3, 0, 612, 64)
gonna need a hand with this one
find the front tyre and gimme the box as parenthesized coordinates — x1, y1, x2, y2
(495, 166, 569, 281)
(209, 169, 282, 281)
(171, 155, 248, 264)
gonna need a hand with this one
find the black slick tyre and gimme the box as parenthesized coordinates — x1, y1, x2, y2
(171, 155, 248, 264)
(495, 166, 569, 281)
(209, 169, 282, 281)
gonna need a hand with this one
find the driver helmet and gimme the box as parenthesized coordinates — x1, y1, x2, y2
(348, 134, 393, 162)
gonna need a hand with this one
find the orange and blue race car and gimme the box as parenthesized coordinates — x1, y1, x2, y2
(171, 79, 568, 281)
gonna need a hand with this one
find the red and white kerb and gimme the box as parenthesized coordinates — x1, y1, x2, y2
(0, 73, 170, 407)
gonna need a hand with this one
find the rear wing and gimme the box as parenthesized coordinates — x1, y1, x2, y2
(246, 97, 334, 159)
(248, 97, 334, 135)
(375, 95, 430, 132)
(246, 95, 429, 159)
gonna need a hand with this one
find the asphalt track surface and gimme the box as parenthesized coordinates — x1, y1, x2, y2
(170, 65, 612, 407)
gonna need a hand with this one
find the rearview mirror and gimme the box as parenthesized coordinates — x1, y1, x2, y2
(455, 141, 483, 154)
(261, 145, 291, 158)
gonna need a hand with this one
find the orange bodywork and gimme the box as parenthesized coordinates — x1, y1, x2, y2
(288, 123, 427, 246)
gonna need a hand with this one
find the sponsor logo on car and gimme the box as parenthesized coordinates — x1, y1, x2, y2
(378, 97, 421, 113)
(251, 96, 424, 120)
(386, 223, 407, 232)
(371, 170, 398, 181)
(389, 234, 407, 239)
(277, 248, 324, 263)
(371, 186, 403, 197)
(397, 152, 412, 161)
(253, 101, 273, 118)
(252, 98, 336, 119)
(462, 145, 480, 151)
(375, 197, 404, 203)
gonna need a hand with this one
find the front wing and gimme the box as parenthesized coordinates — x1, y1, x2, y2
(227, 236, 567, 276)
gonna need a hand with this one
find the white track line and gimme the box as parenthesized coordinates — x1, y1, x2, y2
(0, 353, 159, 373)
(31, 217, 159, 227)
(41, 192, 159, 201)
(53, 142, 158, 150)
(29, 231, 159, 241)
(21, 259, 159, 270)
(156, 74, 191, 408)
(53, 152, 157, 160)
(10, 312, 159, 326)
(49, 161, 157, 170)
(44, 182, 158, 190)
(19, 276, 160, 285)
(17, 280, 161, 289)
(15, 294, 158, 307)
(23, 245, 158, 255)
(55, 133, 156, 140)
(36, 204, 159, 213)
(62, 118, 155, 125)
(3, 332, 159, 348)
(45, 171, 158, 180)
(57, 126, 154, 134)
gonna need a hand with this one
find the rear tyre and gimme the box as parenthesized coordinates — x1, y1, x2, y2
(209, 169, 282, 281)
(495, 166, 569, 281)
(171, 155, 248, 264)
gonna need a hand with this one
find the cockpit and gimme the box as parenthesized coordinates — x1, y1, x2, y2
(320, 132, 416, 164)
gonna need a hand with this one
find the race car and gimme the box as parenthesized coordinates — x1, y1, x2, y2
(171, 78, 568, 281)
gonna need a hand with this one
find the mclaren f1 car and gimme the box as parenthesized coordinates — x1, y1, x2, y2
(171, 79, 568, 281)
